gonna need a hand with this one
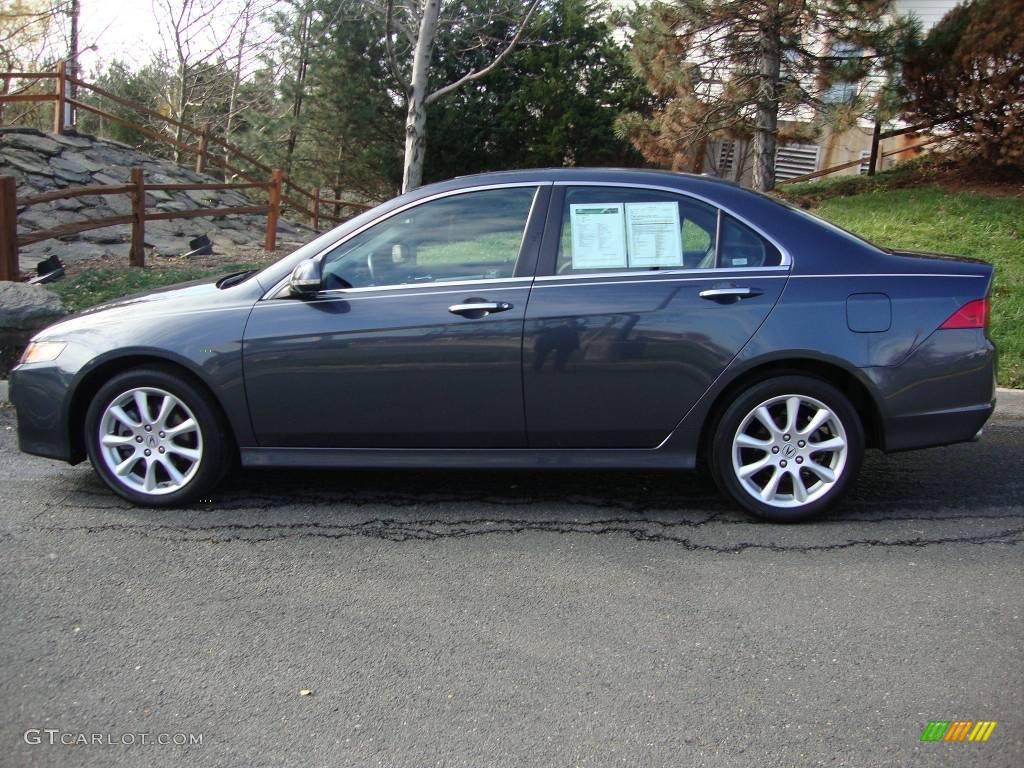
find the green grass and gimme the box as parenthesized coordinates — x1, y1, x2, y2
(416, 232, 523, 265)
(51, 263, 262, 314)
(794, 185, 1024, 388)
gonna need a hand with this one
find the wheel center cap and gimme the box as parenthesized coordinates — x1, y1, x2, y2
(148, 435, 157, 448)
(783, 444, 796, 458)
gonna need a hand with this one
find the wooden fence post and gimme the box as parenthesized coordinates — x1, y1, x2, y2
(195, 124, 209, 175)
(867, 120, 882, 177)
(265, 168, 283, 252)
(0, 176, 19, 281)
(53, 61, 66, 135)
(311, 187, 320, 231)
(130, 167, 146, 267)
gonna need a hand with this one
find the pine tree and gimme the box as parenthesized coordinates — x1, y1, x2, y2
(618, 0, 916, 190)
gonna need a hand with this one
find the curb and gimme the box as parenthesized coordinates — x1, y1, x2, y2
(1, 380, 1022, 408)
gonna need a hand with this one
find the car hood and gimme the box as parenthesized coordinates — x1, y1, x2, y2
(34, 275, 262, 341)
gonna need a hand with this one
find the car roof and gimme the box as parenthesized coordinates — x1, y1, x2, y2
(429, 167, 741, 195)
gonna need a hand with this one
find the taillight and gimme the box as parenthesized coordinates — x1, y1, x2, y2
(940, 298, 989, 329)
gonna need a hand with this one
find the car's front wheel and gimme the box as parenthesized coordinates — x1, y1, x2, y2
(84, 367, 231, 506)
(710, 375, 864, 522)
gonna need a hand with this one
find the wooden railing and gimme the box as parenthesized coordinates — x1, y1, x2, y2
(0, 167, 282, 281)
(0, 64, 374, 230)
(777, 136, 943, 185)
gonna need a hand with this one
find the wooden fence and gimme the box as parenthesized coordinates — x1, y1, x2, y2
(0, 64, 373, 231)
(0, 167, 281, 281)
(777, 135, 944, 186)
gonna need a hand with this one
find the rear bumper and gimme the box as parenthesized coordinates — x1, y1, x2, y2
(866, 328, 997, 453)
(880, 402, 993, 452)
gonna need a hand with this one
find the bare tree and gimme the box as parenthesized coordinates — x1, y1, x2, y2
(152, 0, 244, 161)
(369, 0, 541, 191)
(0, 0, 72, 126)
(0, 0, 66, 70)
(223, 0, 277, 170)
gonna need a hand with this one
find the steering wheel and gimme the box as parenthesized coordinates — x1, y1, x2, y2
(696, 244, 716, 270)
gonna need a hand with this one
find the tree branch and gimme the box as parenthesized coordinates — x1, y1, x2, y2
(425, 0, 540, 105)
(384, 0, 411, 94)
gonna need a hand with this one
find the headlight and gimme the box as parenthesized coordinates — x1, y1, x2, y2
(19, 341, 67, 364)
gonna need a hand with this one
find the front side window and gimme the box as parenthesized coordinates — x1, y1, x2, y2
(320, 187, 537, 289)
(556, 187, 719, 274)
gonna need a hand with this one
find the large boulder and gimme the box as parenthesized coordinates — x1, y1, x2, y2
(0, 281, 65, 330)
(0, 281, 67, 377)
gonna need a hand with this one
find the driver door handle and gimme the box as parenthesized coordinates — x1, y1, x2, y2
(448, 302, 513, 317)
(699, 287, 763, 301)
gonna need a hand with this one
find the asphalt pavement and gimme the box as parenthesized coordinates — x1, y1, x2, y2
(0, 395, 1021, 768)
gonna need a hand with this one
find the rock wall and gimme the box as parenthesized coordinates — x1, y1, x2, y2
(0, 128, 314, 273)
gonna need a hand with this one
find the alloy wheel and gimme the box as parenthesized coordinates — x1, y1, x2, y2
(97, 387, 204, 495)
(730, 394, 848, 509)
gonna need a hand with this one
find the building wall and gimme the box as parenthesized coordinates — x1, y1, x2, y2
(691, 0, 961, 186)
(711, 127, 930, 187)
(896, 0, 959, 32)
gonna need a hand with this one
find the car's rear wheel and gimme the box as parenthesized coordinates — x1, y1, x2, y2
(710, 375, 864, 522)
(84, 367, 230, 506)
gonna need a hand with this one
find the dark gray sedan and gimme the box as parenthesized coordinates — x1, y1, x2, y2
(10, 169, 996, 521)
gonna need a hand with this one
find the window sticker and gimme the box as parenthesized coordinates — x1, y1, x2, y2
(569, 204, 628, 270)
(625, 202, 682, 268)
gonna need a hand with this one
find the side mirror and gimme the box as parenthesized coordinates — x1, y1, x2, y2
(289, 260, 323, 296)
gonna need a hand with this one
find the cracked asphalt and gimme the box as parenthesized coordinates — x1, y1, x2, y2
(0, 398, 1021, 768)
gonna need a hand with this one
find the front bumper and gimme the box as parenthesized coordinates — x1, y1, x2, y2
(9, 363, 79, 463)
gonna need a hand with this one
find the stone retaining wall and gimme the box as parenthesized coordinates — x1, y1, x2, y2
(0, 127, 313, 272)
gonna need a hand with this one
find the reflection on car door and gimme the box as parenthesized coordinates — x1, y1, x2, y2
(523, 185, 790, 448)
(243, 185, 548, 448)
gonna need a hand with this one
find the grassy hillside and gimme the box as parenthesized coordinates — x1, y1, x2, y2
(781, 178, 1023, 388)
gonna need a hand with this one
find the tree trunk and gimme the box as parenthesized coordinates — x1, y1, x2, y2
(173, 67, 188, 164)
(284, 5, 312, 177)
(751, 10, 782, 192)
(224, 3, 252, 180)
(68, 0, 80, 128)
(402, 0, 441, 193)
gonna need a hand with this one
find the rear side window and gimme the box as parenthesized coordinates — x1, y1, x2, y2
(556, 186, 782, 274)
(719, 214, 783, 268)
(556, 188, 719, 274)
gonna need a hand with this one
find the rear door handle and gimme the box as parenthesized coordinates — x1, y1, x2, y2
(699, 287, 763, 301)
(448, 301, 513, 317)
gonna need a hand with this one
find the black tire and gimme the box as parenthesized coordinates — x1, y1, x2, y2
(84, 366, 232, 507)
(709, 375, 865, 522)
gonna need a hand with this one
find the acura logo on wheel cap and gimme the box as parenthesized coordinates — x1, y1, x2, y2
(783, 445, 796, 457)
